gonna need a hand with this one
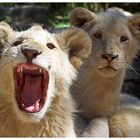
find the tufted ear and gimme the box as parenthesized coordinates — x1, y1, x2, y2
(56, 27, 92, 69)
(128, 14, 140, 40)
(0, 22, 15, 47)
(70, 7, 96, 30)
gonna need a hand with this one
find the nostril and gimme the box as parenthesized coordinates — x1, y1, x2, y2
(21, 46, 42, 63)
(112, 54, 118, 60)
(102, 54, 118, 62)
(102, 54, 108, 59)
(32, 50, 42, 59)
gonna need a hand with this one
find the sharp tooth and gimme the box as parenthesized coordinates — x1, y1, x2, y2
(17, 67, 20, 73)
(39, 68, 42, 73)
(24, 65, 27, 70)
(36, 99, 40, 103)
(20, 67, 23, 72)
(35, 101, 40, 107)
(22, 103, 25, 107)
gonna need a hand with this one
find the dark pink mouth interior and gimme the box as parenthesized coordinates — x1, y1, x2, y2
(14, 63, 49, 113)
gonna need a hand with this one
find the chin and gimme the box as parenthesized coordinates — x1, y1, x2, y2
(97, 67, 119, 78)
(14, 102, 49, 123)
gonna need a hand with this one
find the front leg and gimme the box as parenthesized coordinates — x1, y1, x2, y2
(108, 105, 140, 137)
(81, 117, 109, 137)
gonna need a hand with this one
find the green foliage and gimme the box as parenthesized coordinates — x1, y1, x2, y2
(0, 3, 139, 29)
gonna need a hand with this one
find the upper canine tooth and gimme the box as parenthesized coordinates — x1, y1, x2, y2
(23, 65, 26, 70)
(20, 67, 23, 72)
(17, 67, 21, 73)
(36, 99, 40, 103)
(39, 68, 42, 73)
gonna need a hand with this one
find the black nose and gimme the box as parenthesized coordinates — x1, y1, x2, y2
(21, 46, 42, 63)
(102, 53, 118, 62)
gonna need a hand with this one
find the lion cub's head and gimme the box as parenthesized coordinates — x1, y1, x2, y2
(0, 25, 91, 122)
(71, 7, 140, 77)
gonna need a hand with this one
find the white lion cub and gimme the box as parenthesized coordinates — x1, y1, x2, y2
(0, 25, 91, 137)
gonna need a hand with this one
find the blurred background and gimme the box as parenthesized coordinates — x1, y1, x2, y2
(0, 3, 140, 30)
(0, 3, 140, 99)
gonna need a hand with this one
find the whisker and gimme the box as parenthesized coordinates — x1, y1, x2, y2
(115, 65, 123, 67)
(0, 60, 13, 71)
(3, 54, 16, 57)
(126, 64, 137, 73)
(114, 65, 123, 67)
(116, 62, 125, 63)
(0, 57, 13, 68)
(95, 62, 107, 65)
(0, 61, 10, 69)
(91, 56, 98, 58)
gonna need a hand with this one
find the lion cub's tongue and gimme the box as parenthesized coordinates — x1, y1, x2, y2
(21, 75, 42, 108)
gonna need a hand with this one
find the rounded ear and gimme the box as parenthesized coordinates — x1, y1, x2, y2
(70, 7, 96, 30)
(56, 27, 92, 69)
(0, 22, 11, 28)
(0, 22, 15, 46)
(30, 25, 43, 31)
(128, 14, 140, 40)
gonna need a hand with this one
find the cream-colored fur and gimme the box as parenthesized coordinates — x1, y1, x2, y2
(81, 117, 109, 137)
(0, 25, 91, 137)
(70, 7, 140, 137)
(0, 22, 15, 55)
(108, 105, 140, 137)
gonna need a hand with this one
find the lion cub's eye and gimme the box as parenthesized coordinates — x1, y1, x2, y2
(120, 36, 128, 42)
(94, 32, 102, 39)
(46, 43, 56, 49)
(12, 40, 23, 46)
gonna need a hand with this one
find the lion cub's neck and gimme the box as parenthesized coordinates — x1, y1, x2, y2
(0, 92, 74, 137)
(72, 58, 125, 120)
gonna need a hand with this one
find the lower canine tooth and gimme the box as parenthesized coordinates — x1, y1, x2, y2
(36, 103, 39, 107)
(36, 99, 40, 103)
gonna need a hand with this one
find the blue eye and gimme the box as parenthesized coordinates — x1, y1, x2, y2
(46, 43, 56, 49)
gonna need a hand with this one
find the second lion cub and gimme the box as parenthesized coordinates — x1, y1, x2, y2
(70, 7, 140, 136)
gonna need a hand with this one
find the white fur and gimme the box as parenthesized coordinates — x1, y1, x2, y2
(81, 117, 109, 137)
(2, 27, 76, 122)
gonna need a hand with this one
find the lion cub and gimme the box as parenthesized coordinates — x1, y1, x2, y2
(0, 25, 91, 137)
(70, 7, 140, 136)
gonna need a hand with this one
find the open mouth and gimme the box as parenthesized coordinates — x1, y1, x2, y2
(14, 63, 49, 113)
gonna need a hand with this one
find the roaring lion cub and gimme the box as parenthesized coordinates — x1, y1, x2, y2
(0, 24, 91, 137)
(70, 7, 140, 136)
